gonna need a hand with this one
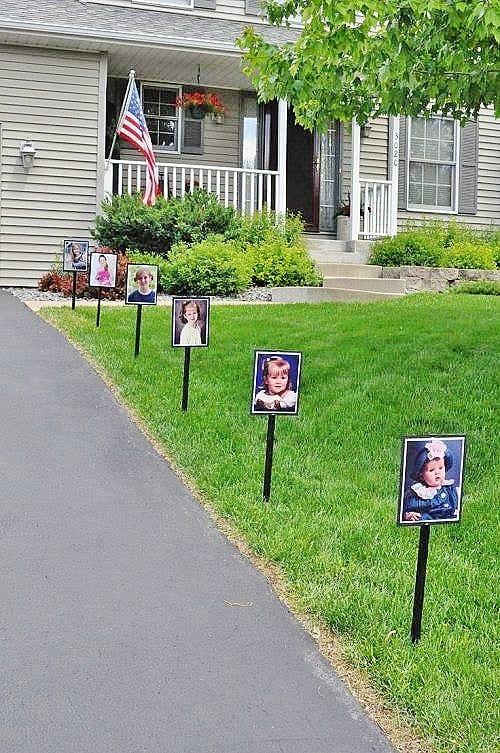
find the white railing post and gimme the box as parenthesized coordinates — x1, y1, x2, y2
(103, 161, 113, 202)
(276, 99, 288, 217)
(350, 119, 361, 240)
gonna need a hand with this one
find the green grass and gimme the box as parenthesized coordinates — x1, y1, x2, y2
(43, 294, 500, 753)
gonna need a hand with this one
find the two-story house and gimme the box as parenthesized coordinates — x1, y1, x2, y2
(0, 0, 499, 286)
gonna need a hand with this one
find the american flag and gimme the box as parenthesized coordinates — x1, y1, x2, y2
(117, 80, 158, 205)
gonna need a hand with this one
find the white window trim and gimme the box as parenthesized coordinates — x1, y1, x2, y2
(406, 117, 460, 214)
(141, 82, 183, 155)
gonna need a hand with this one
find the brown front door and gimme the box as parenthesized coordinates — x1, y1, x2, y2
(259, 102, 320, 231)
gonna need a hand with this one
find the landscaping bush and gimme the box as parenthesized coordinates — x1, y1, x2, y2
(164, 237, 252, 296)
(451, 280, 500, 295)
(92, 190, 237, 257)
(440, 241, 497, 270)
(226, 208, 304, 247)
(249, 237, 321, 287)
(369, 221, 500, 269)
(368, 231, 441, 267)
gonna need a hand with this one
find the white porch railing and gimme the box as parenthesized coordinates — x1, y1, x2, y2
(359, 179, 392, 239)
(103, 160, 279, 216)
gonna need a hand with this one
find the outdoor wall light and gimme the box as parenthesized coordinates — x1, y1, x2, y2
(20, 139, 36, 169)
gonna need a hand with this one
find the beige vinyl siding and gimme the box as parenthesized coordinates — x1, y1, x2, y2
(0, 45, 104, 286)
(121, 89, 241, 169)
(398, 107, 499, 230)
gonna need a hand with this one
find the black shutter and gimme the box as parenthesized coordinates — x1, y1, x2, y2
(194, 0, 216, 8)
(398, 117, 408, 210)
(458, 121, 478, 215)
(181, 117, 203, 155)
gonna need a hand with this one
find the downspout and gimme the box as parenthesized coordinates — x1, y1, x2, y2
(276, 98, 288, 216)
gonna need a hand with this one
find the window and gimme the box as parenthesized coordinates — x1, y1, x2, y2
(408, 117, 458, 211)
(142, 85, 181, 152)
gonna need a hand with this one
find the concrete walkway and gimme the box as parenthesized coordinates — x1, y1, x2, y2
(0, 291, 396, 753)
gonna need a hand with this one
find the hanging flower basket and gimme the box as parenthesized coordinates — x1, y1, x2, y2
(175, 92, 227, 120)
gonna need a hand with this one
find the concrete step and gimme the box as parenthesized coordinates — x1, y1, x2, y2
(323, 276, 407, 294)
(317, 263, 383, 278)
(269, 286, 405, 303)
(310, 249, 370, 265)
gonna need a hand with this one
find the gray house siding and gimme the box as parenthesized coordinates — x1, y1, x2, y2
(0, 45, 104, 286)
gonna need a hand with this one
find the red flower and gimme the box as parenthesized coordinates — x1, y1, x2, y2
(175, 92, 227, 115)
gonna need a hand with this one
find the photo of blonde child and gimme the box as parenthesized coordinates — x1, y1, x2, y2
(63, 240, 89, 272)
(399, 436, 465, 525)
(251, 352, 302, 415)
(126, 265, 158, 305)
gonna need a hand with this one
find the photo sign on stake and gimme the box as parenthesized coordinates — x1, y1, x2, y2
(398, 435, 466, 526)
(62, 239, 89, 273)
(251, 351, 302, 415)
(171, 297, 210, 347)
(125, 264, 158, 306)
(89, 251, 118, 289)
(250, 351, 302, 503)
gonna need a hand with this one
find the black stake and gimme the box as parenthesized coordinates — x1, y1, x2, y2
(134, 304, 143, 357)
(263, 413, 276, 503)
(96, 287, 102, 327)
(181, 346, 191, 411)
(411, 524, 431, 644)
(71, 271, 77, 310)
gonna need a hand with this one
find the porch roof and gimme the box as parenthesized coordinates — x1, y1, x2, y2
(0, 0, 299, 89)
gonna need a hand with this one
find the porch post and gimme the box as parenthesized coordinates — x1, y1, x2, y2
(350, 119, 361, 240)
(388, 116, 400, 236)
(276, 98, 288, 216)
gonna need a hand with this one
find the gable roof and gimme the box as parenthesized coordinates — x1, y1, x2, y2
(0, 0, 299, 52)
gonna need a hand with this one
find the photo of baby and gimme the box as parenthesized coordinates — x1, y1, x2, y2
(63, 240, 89, 272)
(251, 351, 302, 415)
(171, 297, 210, 347)
(125, 264, 158, 305)
(89, 252, 118, 289)
(398, 436, 466, 525)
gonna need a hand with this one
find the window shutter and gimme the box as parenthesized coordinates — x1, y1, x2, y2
(181, 117, 203, 155)
(194, 0, 216, 8)
(458, 121, 478, 215)
(398, 117, 408, 209)
(245, 0, 261, 14)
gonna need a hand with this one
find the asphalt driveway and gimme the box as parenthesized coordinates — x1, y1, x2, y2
(0, 291, 396, 753)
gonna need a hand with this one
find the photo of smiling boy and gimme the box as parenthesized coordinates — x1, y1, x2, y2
(251, 351, 302, 415)
(125, 264, 158, 305)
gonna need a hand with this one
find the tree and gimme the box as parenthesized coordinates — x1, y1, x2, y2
(237, 0, 500, 131)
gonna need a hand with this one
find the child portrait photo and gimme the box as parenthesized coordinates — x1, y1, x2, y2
(171, 297, 210, 347)
(251, 351, 302, 415)
(125, 264, 158, 305)
(89, 251, 118, 288)
(62, 240, 89, 273)
(398, 436, 466, 525)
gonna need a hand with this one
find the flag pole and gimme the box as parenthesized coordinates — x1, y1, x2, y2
(105, 69, 136, 167)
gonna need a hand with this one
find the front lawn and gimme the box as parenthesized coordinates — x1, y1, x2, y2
(42, 294, 499, 753)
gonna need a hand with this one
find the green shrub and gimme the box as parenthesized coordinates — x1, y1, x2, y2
(368, 232, 441, 267)
(440, 241, 496, 270)
(92, 191, 237, 257)
(226, 209, 305, 247)
(164, 237, 252, 296)
(451, 280, 500, 295)
(249, 238, 321, 287)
